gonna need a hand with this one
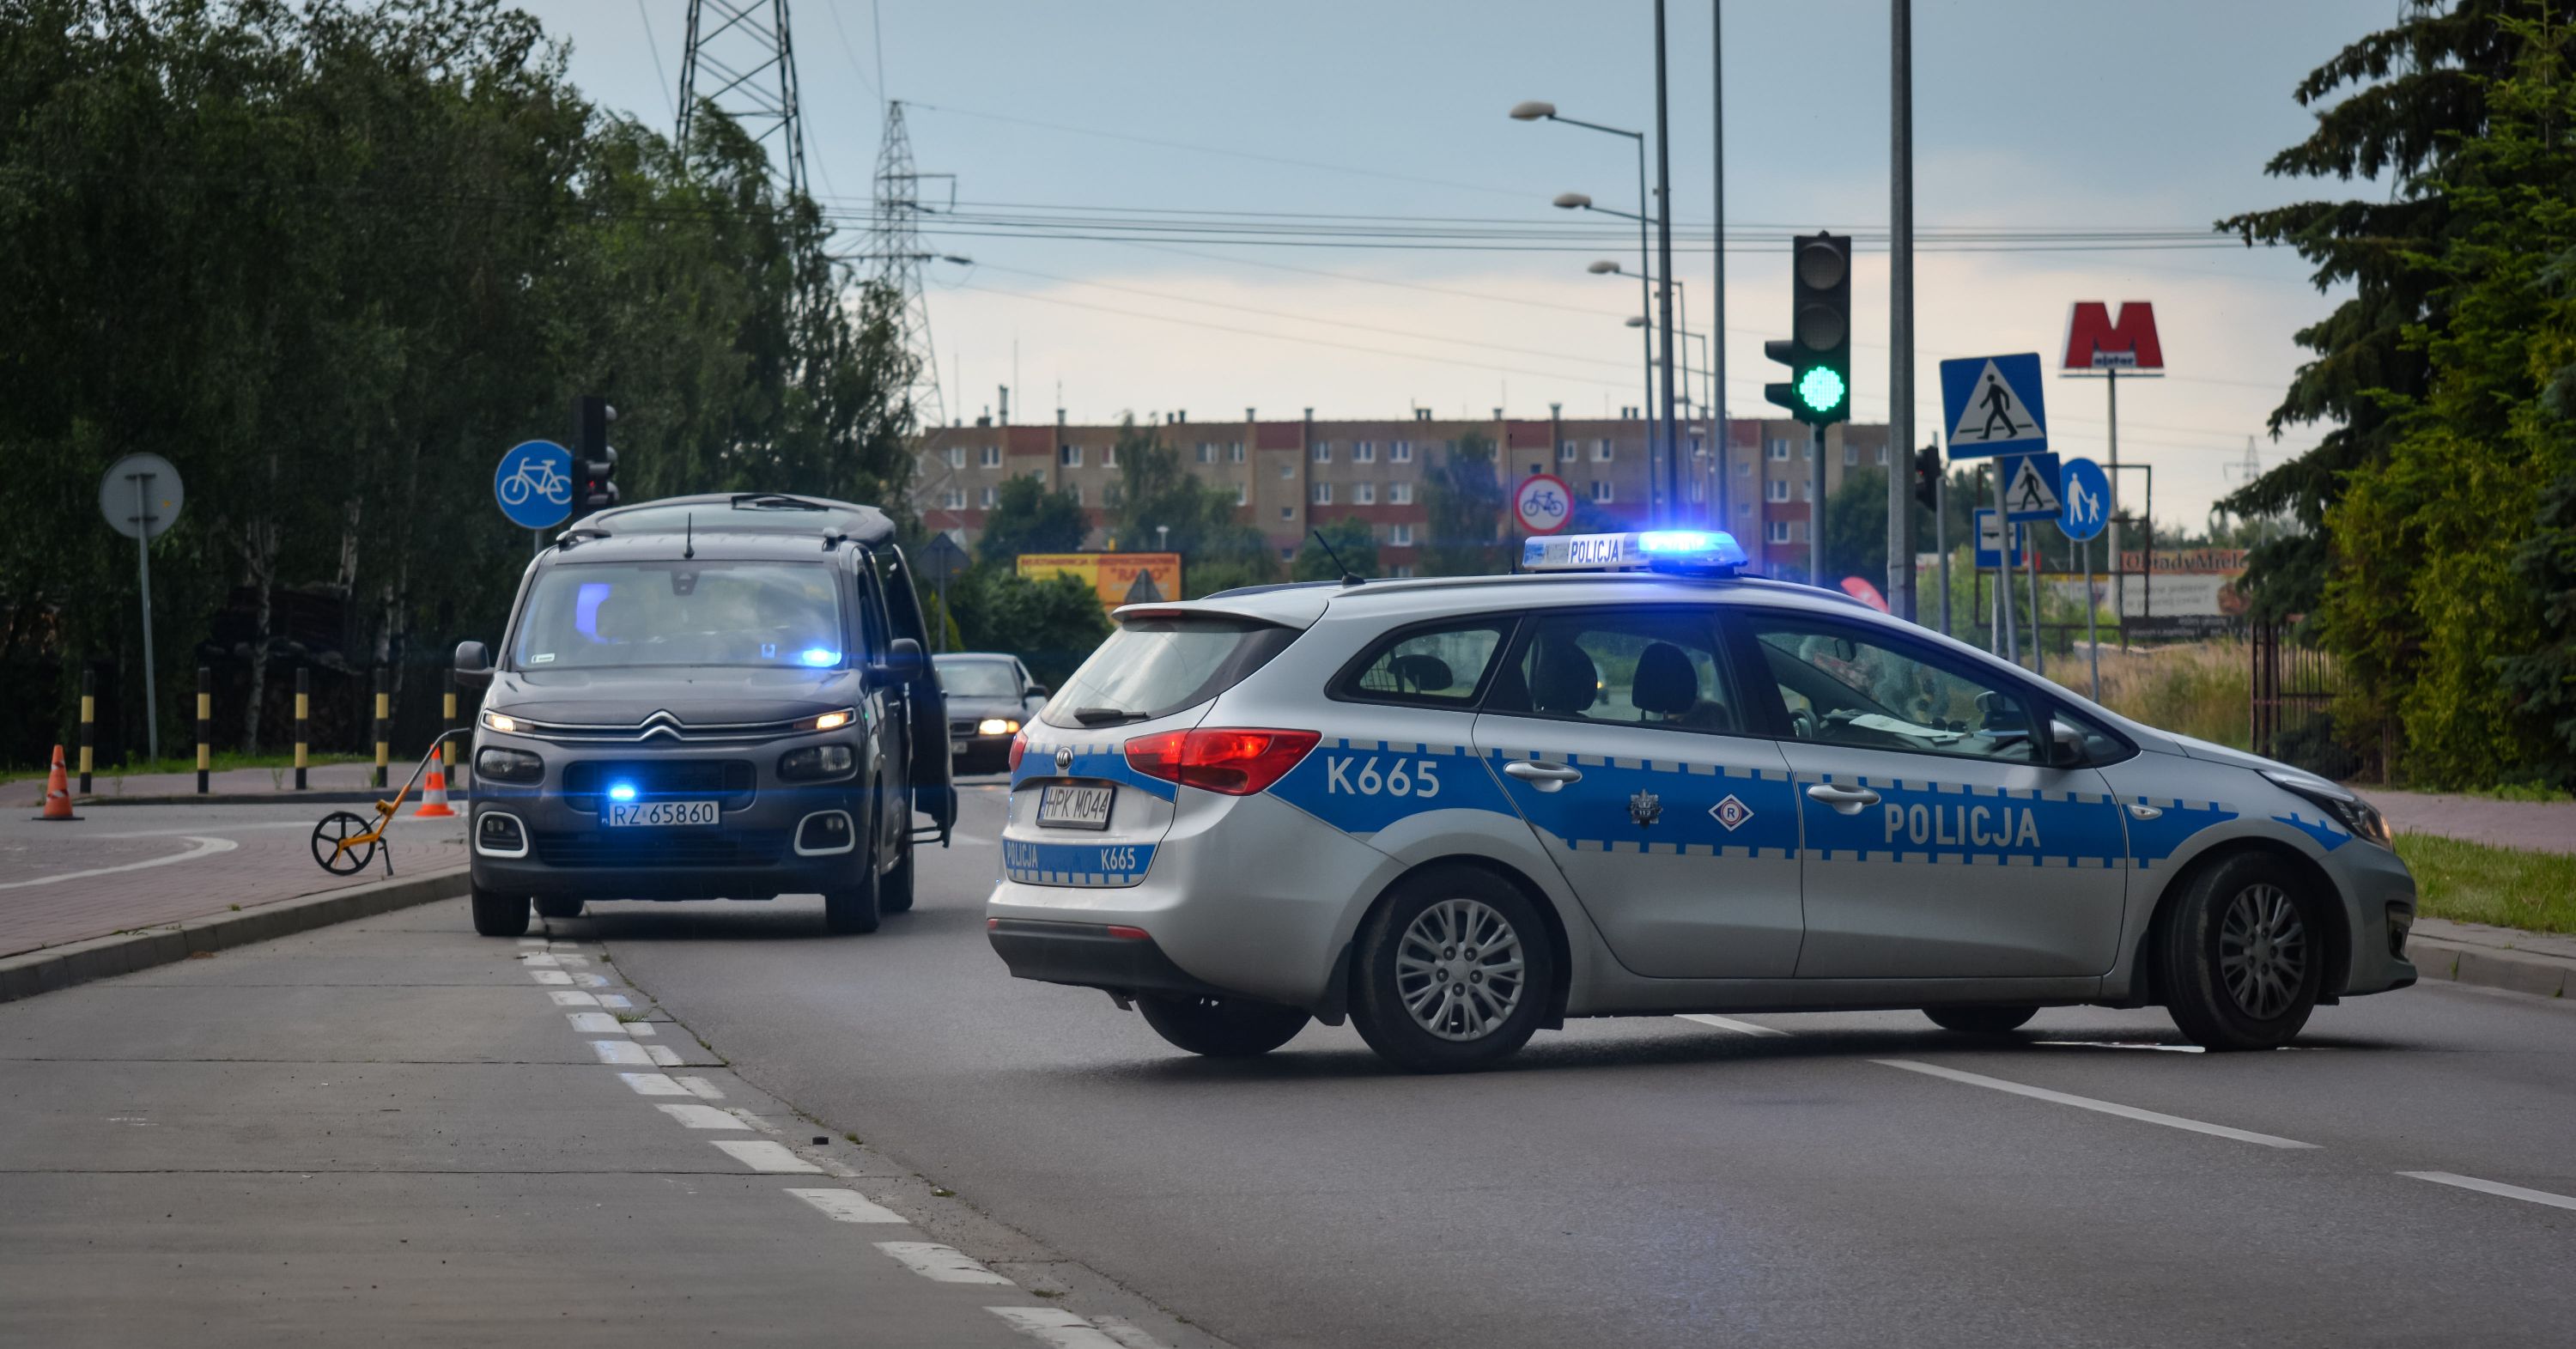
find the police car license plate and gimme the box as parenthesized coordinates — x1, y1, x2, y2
(605, 800, 720, 828)
(1036, 784, 1113, 830)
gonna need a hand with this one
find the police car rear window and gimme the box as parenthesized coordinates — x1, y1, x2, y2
(1041, 617, 1298, 729)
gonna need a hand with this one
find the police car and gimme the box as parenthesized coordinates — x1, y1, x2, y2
(985, 531, 2417, 1073)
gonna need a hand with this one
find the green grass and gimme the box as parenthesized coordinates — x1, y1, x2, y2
(2394, 832, 2576, 934)
(0, 750, 369, 786)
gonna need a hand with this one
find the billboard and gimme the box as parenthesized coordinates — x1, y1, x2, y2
(2062, 301, 2165, 374)
(1016, 552, 1183, 609)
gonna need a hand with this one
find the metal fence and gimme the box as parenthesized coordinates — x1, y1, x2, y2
(2250, 623, 2360, 778)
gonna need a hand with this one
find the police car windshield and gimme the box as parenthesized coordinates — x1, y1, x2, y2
(1043, 617, 1297, 727)
(511, 562, 848, 671)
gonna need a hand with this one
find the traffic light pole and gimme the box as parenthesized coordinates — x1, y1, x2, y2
(1886, 0, 1917, 623)
(1652, 0, 1680, 526)
(1935, 469, 1950, 635)
(1994, 465, 2019, 663)
(1809, 424, 1825, 584)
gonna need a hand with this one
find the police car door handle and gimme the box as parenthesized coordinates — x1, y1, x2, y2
(1806, 783, 1881, 813)
(1504, 760, 1584, 792)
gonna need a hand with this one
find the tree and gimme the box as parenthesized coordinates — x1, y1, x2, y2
(1823, 468, 1890, 587)
(1420, 431, 1510, 576)
(1293, 517, 1378, 581)
(975, 476, 1089, 568)
(944, 567, 1113, 690)
(1108, 418, 1276, 597)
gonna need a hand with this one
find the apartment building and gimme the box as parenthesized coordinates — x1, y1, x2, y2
(914, 410, 1894, 578)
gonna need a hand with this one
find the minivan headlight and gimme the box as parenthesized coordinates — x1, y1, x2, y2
(794, 708, 857, 732)
(480, 708, 521, 734)
(477, 747, 544, 783)
(779, 744, 856, 781)
(2263, 769, 2392, 849)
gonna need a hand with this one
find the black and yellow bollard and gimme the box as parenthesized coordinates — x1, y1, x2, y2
(441, 669, 460, 789)
(77, 668, 94, 794)
(372, 668, 390, 790)
(195, 665, 211, 794)
(293, 666, 310, 791)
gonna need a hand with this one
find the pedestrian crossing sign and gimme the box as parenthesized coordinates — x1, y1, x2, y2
(2002, 452, 2063, 522)
(1939, 353, 2049, 459)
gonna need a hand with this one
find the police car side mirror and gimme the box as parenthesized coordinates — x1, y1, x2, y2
(454, 640, 493, 690)
(2048, 719, 2089, 769)
(870, 637, 927, 688)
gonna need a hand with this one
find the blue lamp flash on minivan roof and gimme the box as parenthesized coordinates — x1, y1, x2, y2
(1522, 530, 1749, 575)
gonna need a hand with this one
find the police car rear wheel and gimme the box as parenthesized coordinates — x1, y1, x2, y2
(1923, 1005, 2038, 1035)
(1350, 867, 1554, 1073)
(1135, 995, 1310, 1057)
(2159, 852, 2321, 1051)
(471, 885, 531, 938)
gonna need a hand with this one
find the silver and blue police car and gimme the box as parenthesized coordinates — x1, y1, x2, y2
(985, 530, 2416, 1073)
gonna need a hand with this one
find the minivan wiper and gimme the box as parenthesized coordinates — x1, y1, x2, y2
(1070, 707, 1149, 726)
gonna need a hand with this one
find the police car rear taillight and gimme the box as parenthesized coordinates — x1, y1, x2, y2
(1124, 728, 1321, 796)
(1007, 730, 1028, 774)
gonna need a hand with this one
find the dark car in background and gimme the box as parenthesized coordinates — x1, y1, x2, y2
(935, 652, 1047, 775)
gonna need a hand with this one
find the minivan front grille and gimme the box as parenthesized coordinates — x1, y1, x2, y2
(531, 828, 787, 869)
(511, 711, 805, 744)
(561, 760, 756, 808)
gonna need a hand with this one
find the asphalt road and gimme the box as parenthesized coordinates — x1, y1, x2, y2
(561, 777, 2576, 1349)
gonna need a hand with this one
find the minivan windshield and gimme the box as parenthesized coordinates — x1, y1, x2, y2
(511, 562, 848, 670)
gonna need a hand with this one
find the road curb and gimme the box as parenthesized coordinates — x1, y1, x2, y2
(0, 866, 471, 1005)
(2405, 935, 2570, 1000)
(60, 791, 477, 808)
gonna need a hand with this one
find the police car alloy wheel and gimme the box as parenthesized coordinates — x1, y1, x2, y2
(2158, 852, 2323, 1051)
(1350, 865, 1556, 1073)
(1135, 994, 1312, 1058)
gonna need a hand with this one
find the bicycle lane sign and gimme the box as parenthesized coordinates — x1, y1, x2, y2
(495, 439, 574, 529)
(1514, 473, 1573, 535)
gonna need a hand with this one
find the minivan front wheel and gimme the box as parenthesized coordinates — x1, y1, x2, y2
(823, 845, 882, 934)
(471, 885, 531, 938)
(2159, 852, 2324, 1051)
(1349, 866, 1555, 1073)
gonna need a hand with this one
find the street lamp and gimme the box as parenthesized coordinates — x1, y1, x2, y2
(1515, 99, 1669, 521)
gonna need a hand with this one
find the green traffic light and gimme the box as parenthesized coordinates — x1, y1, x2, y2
(1798, 366, 1846, 414)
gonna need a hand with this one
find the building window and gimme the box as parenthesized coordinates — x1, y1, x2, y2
(1389, 482, 1413, 505)
(1736, 460, 1753, 477)
(1355, 483, 1376, 505)
(1559, 440, 1578, 463)
(1768, 437, 1790, 460)
(945, 446, 965, 469)
(1736, 499, 1751, 516)
(1196, 442, 1215, 464)
(1804, 441, 1815, 461)
(1279, 460, 1296, 479)
(1590, 479, 1614, 502)
(1103, 484, 1124, 507)
(1767, 478, 1791, 502)
(1067, 484, 1084, 506)
(1392, 440, 1414, 463)
(941, 487, 966, 509)
(1766, 520, 1793, 544)
(1313, 483, 1333, 505)
(1314, 441, 1333, 463)
(1279, 507, 1294, 521)
(1874, 446, 1888, 465)
(1391, 523, 1414, 546)
(1355, 441, 1376, 463)
(981, 445, 1000, 468)
(1234, 483, 1249, 507)
(1060, 444, 1082, 467)
(1844, 444, 1858, 466)
(1392, 564, 1416, 579)
(1280, 546, 1297, 562)
(1229, 441, 1245, 463)
(1801, 481, 1814, 501)
(1103, 443, 1118, 467)
(980, 486, 996, 508)
(1593, 439, 1613, 462)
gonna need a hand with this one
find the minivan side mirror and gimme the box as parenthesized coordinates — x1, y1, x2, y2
(872, 636, 927, 687)
(2048, 719, 2089, 769)
(454, 640, 494, 690)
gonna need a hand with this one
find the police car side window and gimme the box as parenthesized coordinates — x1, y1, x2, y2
(1745, 618, 2037, 763)
(1334, 619, 1511, 708)
(1488, 610, 1740, 734)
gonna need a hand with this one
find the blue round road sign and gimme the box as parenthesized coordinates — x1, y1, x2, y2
(2058, 456, 2112, 542)
(494, 440, 574, 530)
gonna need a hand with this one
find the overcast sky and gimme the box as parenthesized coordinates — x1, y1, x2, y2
(519, 0, 2391, 530)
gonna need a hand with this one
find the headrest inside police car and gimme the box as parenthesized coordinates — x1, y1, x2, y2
(1521, 530, 1750, 574)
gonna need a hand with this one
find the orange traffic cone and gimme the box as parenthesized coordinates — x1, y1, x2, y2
(413, 756, 458, 818)
(34, 744, 79, 822)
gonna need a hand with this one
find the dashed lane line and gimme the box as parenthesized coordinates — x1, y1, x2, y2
(1874, 1059, 2320, 1149)
(589, 1040, 654, 1066)
(645, 1043, 683, 1066)
(2400, 1170, 2576, 1212)
(655, 1103, 748, 1130)
(527, 970, 572, 986)
(1674, 1013, 1791, 1037)
(785, 1188, 908, 1224)
(549, 992, 600, 1007)
(711, 1139, 823, 1174)
(987, 1306, 1132, 1348)
(0, 836, 239, 890)
(567, 1012, 622, 1033)
(624, 1021, 658, 1037)
(618, 1072, 690, 1096)
(675, 1075, 725, 1100)
(876, 1242, 1013, 1285)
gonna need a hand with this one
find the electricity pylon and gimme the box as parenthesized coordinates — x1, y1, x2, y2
(867, 100, 949, 438)
(677, 0, 808, 197)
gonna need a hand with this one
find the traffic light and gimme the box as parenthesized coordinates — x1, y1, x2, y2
(1761, 232, 1852, 427)
(573, 394, 618, 519)
(1913, 444, 1942, 512)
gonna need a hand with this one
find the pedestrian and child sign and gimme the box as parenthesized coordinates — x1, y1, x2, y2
(1939, 353, 2049, 459)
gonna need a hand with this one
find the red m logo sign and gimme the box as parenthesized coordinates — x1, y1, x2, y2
(2063, 301, 2164, 372)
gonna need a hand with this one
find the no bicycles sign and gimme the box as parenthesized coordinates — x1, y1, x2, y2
(1514, 474, 1573, 535)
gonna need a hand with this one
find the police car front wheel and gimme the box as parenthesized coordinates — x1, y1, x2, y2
(1350, 866, 1557, 1073)
(1136, 995, 1311, 1057)
(2158, 851, 2323, 1051)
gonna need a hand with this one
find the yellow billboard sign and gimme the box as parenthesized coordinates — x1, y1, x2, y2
(1015, 552, 1184, 608)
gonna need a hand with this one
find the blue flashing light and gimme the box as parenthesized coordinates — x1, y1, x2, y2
(607, 782, 637, 802)
(798, 647, 841, 667)
(1522, 530, 1748, 575)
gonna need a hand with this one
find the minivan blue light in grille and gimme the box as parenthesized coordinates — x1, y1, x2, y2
(799, 647, 840, 667)
(608, 782, 637, 802)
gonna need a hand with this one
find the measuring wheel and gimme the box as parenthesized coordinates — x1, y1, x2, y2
(311, 811, 380, 875)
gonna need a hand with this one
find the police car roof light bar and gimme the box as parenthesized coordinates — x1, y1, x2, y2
(1520, 530, 1750, 576)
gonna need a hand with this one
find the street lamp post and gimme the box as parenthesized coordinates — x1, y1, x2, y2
(1514, 100, 1665, 521)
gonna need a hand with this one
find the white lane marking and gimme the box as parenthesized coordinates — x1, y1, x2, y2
(624, 1021, 658, 1037)
(786, 1188, 908, 1224)
(656, 1103, 748, 1130)
(877, 1243, 1012, 1285)
(2033, 1040, 2205, 1054)
(1091, 1316, 1182, 1349)
(519, 952, 560, 967)
(549, 992, 600, 1007)
(517, 938, 545, 946)
(645, 1044, 683, 1066)
(618, 1072, 689, 1096)
(1674, 1013, 1791, 1037)
(0, 836, 239, 890)
(578, 974, 609, 987)
(1874, 1059, 2318, 1149)
(596, 994, 634, 1009)
(566, 1012, 622, 1033)
(589, 1040, 653, 1066)
(554, 954, 592, 966)
(528, 970, 573, 986)
(712, 1139, 821, 1174)
(677, 1076, 726, 1100)
(2401, 1171, 2576, 1212)
(986, 1307, 1127, 1347)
